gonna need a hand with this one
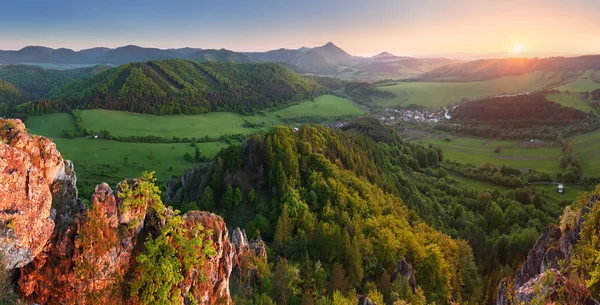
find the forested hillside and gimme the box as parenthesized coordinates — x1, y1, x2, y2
(165, 119, 568, 304)
(0, 64, 110, 99)
(453, 94, 587, 125)
(52, 59, 325, 115)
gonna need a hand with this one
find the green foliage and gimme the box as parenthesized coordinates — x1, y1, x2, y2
(131, 213, 216, 305)
(52, 60, 325, 115)
(571, 185, 600, 295)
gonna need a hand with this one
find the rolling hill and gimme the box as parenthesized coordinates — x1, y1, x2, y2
(0, 64, 110, 99)
(51, 59, 325, 115)
(189, 49, 258, 63)
(416, 55, 600, 81)
(0, 81, 21, 104)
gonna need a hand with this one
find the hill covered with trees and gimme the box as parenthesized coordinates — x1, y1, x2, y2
(52, 59, 326, 115)
(0, 64, 110, 100)
(452, 94, 587, 125)
(165, 119, 573, 304)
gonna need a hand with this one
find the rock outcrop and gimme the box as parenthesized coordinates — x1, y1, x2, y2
(182, 212, 235, 305)
(496, 195, 599, 305)
(390, 258, 417, 293)
(0, 118, 65, 269)
(51, 160, 84, 228)
(231, 227, 268, 297)
(18, 181, 236, 305)
(18, 183, 141, 304)
(515, 269, 598, 305)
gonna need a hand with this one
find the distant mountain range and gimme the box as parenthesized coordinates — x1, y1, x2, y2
(0, 43, 456, 79)
(415, 55, 600, 81)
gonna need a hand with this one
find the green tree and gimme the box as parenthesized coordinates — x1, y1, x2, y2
(233, 187, 243, 206)
(131, 215, 215, 305)
(415, 148, 428, 168)
(200, 186, 215, 211)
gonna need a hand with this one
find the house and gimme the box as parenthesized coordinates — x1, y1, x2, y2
(558, 184, 564, 194)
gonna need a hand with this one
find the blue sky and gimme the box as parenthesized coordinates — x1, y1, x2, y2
(1, 0, 600, 56)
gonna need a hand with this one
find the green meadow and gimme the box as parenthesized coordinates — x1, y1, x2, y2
(26, 113, 75, 137)
(546, 92, 594, 113)
(556, 70, 600, 92)
(571, 129, 600, 177)
(372, 71, 559, 108)
(420, 136, 563, 173)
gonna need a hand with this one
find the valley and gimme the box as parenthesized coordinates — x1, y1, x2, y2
(2, 43, 600, 305)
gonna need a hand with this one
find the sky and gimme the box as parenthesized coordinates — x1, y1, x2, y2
(1, 0, 600, 57)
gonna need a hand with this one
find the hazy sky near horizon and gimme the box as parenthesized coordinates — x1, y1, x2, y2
(1, 0, 599, 56)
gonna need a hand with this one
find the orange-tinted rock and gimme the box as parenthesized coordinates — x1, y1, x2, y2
(182, 211, 234, 305)
(0, 118, 61, 269)
(18, 183, 134, 305)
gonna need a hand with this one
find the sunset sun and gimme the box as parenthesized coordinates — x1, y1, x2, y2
(512, 43, 524, 54)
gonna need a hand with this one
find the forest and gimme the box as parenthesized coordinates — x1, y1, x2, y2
(51, 60, 327, 115)
(452, 94, 587, 125)
(165, 119, 572, 304)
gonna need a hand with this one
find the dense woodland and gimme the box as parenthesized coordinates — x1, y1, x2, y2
(452, 94, 587, 125)
(165, 119, 570, 304)
(51, 60, 326, 115)
(0, 64, 109, 99)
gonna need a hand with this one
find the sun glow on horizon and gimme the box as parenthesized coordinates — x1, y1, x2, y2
(512, 43, 524, 54)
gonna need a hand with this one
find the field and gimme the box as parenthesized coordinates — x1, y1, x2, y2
(80, 110, 254, 138)
(78, 95, 361, 138)
(26, 113, 75, 137)
(264, 95, 363, 119)
(372, 71, 560, 108)
(23, 94, 362, 196)
(571, 129, 600, 177)
(53, 138, 227, 196)
(556, 70, 600, 92)
(546, 92, 594, 113)
(419, 136, 563, 172)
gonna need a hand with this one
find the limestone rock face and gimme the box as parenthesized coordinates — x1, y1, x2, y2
(18, 183, 138, 305)
(51, 160, 84, 228)
(390, 259, 417, 293)
(515, 270, 599, 305)
(182, 211, 234, 305)
(496, 195, 599, 305)
(0, 119, 63, 269)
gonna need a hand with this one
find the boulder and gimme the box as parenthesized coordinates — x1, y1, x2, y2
(390, 258, 417, 293)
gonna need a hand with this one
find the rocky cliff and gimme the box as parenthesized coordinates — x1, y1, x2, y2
(0, 118, 67, 269)
(0, 120, 240, 304)
(496, 195, 600, 305)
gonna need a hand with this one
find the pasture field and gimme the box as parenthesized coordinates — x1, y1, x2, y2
(53, 138, 227, 196)
(79, 95, 361, 138)
(263, 95, 363, 119)
(420, 136, 563, 172)
(80, 110, 254, 138)
(372, 71, 560, 108)
(570, 129, 600, 177)
(451, 174, 507, 192)
(546, 92, 594, 113)
(556, 70, 600, 92)
(26, 113, 75, 137)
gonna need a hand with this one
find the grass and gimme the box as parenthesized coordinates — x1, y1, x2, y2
(79, 95, 361, 138)
(533, 184, 584, 203)
(266, 95, 363, 119)
(556, 70, 600, 92)
(53, 138, 227, 197)
(372, 71, 559, 108)
(420, 136, 563, 172)
(451, 174, 508, 192)
(26, 113, 75, 137)
(546, 92, 594, 113)
(80, 110, 254, 138)
(571, 129, 600, 177)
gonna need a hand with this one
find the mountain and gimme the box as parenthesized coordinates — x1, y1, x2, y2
(311, 41, 354, 63)
(416, 55, 600, 81)
(0, 64, 110, 99)
(0, 43, 455, 79)
(52, 59, 325, 115)
(291, 49, 340, 74)
(190, 49, 258, 63)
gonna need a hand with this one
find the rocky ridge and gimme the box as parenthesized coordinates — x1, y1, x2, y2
(496, 195, 600, 305)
